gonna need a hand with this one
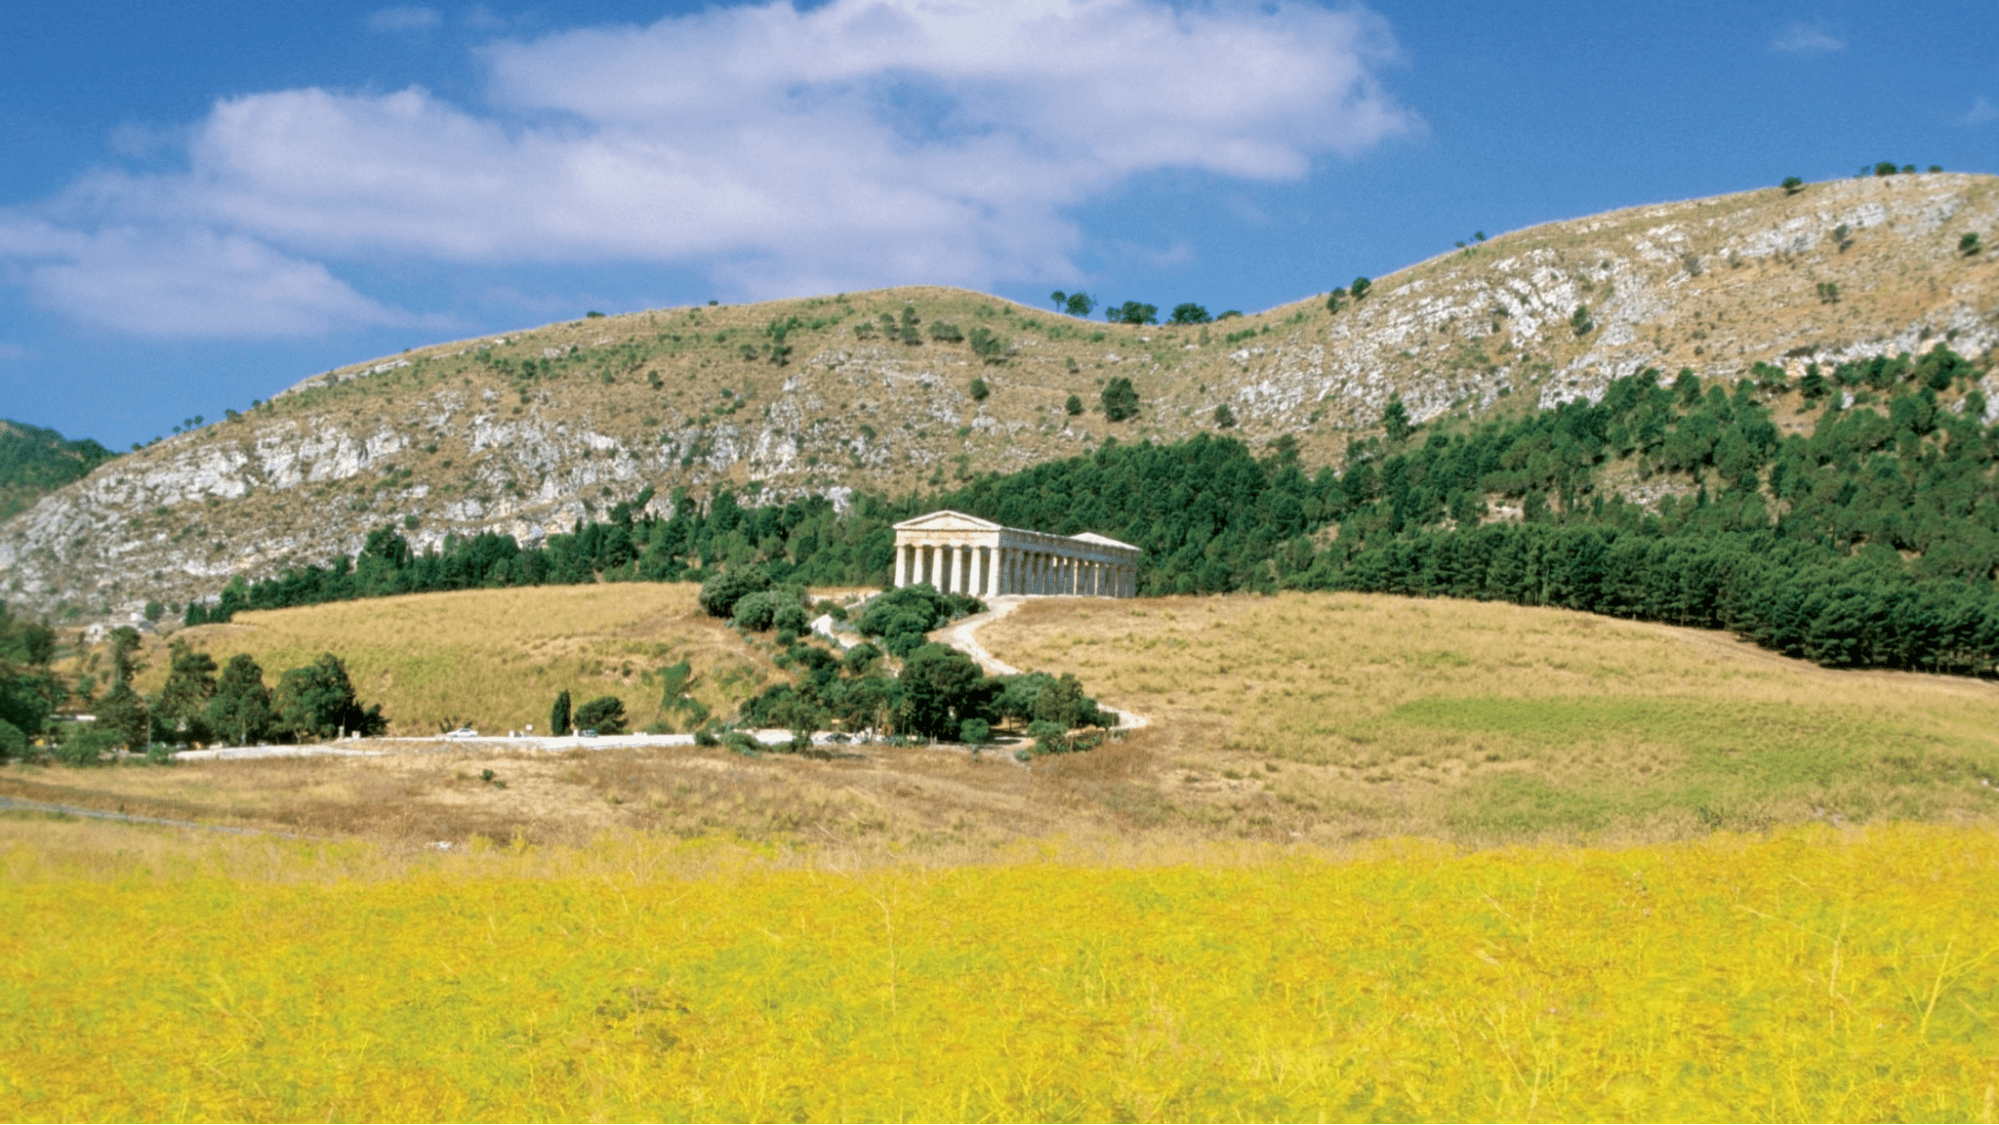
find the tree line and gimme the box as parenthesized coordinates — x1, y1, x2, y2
(177, 344, 1999, 677)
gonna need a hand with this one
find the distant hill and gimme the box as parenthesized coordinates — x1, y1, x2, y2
(0, 420, 116, 524)
(1, 170, 1996, 622)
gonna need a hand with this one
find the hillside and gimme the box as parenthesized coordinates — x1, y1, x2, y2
(2, 171, 1996, 623)
(0, 420, 116, 525)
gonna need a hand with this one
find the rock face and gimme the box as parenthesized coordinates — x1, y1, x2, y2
(5, 173, 1998, 623)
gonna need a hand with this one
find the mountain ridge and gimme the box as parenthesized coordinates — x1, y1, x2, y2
(3, 171, 1996, 624)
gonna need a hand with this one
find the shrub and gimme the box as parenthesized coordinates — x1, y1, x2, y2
(969, 377, 989, 401)
(772, 600, 810, 635)
(1349, 276, 1372, 300)
(1961, 232, 1984, 256)
(699, 567, 771, 618)
(731, 589, 792, 632)
(969, 327, 1007, 363)
(0, 718, 25, 760)
(1781, 176, 1804, 194)
(1101, 377, 1140, 422)
(573, 695, 627, 736)
(1570, 304, 1595, 336)
(960, 718, 991, 744)
(1213, 403, 1237, 429)
(928, 321, 964, 343)
(1065, 394, 1084, 416)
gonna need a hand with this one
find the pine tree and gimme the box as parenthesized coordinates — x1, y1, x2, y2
(550, 689, 572, 736)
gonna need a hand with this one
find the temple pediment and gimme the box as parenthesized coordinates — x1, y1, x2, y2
(1070, 531, 1139, 551)
(891, 510, 1002, 534)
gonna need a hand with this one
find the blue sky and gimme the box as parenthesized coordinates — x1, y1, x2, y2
(3, 0, 1994, 449)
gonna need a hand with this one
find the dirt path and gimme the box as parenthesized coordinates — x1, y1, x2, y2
(939, 597, 1151, 730)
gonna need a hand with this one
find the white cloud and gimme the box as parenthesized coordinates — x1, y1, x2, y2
(7, 0, 1417, 335)
(1, 220, 404, 338)
(1963, 96, 1999, 125)
(1771, 21, 1844, 54)
(367, 6, 442, 33)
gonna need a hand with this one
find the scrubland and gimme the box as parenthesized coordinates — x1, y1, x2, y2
(1, 819, 1994, 1120)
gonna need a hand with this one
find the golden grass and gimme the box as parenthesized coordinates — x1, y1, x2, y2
(982, 592, 1999, 844)
(130, 583, 768, 737)
(0, 820, 1994, 1121)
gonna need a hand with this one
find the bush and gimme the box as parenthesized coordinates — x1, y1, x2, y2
(699, 567, 771, 619)
(573, 695, 627, 735)
(1101, 377, 1140, 422)
(969, 327, 1007, 363)
(0, 718, 25, 760)
(1065, 394, 1084, 416)
(960, 718, 991, 744)
(1213, 403, 1237, 429)
(1782, 176, 1804, 194)
(968, 377, 989, 401)
(731, 588, 802, 632)
(928, 321, 964, 343)
(1961, 232, 1984, 257)
(854, 584, 981, 655)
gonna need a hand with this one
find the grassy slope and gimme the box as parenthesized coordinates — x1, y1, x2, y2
(22, 586, 1999, 848)
(980, 591, 1999, 842)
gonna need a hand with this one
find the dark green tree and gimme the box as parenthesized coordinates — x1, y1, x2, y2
(1101, 377, 1141, 422)
(896, 642, 988, 740)
(1782, 176, 1804, 194)
(1106, 301, 1158, 325)
(573, 695, 627, 735)
(1570, 304, 1595, 335)
(1170, 303, 1212, 325)
(1961, 232, 1984, 256)
(1325, 287, 1348, 313)
(968, 377, 990, 401)
(1382, 395, 1413, 444)
(1064, 394, 1084, 416)
(1213, 402, 1237, 428)
(275, 653, 385, 741)
(96, 682, 149, 753)
(1349, 276, 1372, 300)
(698, 566, 771, 618)
(1064, 292, 1096, 318)
(155, 641, 219, 744)
(207, 654, 273, 746)
(550, 689, 572, 736)
(1049, 290, 1067, 311)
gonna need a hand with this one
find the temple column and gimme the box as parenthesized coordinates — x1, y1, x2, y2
(894, 544, 908, 588)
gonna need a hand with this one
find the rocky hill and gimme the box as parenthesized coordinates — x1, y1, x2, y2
(4, 171, 1996, 624)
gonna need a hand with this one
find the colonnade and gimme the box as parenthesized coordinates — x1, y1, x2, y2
(892, 541, 1137, 598)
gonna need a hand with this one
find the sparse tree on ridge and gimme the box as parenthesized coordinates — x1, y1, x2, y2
(1064, 292, 1096, 318)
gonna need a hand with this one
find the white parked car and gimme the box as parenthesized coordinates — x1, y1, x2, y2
(444, 727, 479, 739)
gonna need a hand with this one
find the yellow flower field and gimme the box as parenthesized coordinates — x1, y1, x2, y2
(2, 822, 1995, 1121)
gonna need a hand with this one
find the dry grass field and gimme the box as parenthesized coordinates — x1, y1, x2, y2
(981, 591, 1999, 845)
(127, 582, 765, 737)
(13, 586, 1999, 852)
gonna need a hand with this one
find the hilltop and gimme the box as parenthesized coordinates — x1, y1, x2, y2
(2, 171, 1996, 622)
(0, 420, 116, 525)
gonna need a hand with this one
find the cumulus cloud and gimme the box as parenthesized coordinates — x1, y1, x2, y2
(1771, 21, 1844, 54)
(367, 6, 443, 33)
(7, 0, 1417, 335)
(0, 219, 404, 338)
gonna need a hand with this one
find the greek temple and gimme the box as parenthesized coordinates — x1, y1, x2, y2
(890, 511, 1141, 598)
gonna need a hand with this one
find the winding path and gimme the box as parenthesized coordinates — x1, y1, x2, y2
(938, 597, 1151, 730)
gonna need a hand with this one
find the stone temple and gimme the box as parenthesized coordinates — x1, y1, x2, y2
(891, 511, 1141, 598)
